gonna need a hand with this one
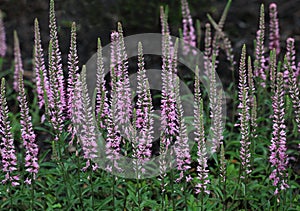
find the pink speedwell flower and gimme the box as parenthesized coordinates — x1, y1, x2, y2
(254, 5, 266, 87)
(18, 74, 39, 184)
(34, 18, 50, 109)
(194, 66, 210, 194)
(73, 67, 99, 171)
(174, 76, 191, 182)
(49, 0, 66, 111)
(67, 22, 79, 120)
(0, 10, 7, 57)
(13, 31, 24, 92)
(181, 0, 196, 55)
(237, 45, 251, 178)
(0, 78, 19, 186)
(95, 38, 109, 130)
(269, 72, 289, 195)
(133, 42, 154, 177)
(269, 3, 280, 55)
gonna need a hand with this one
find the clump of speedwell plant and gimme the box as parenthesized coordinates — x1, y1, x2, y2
(0, 0, 299, 210)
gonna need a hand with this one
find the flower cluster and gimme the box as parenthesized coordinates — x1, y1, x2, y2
(13, 31, 24, 92)
(0, 10, 6, 57)
(133, 42, 154, 176)
(18, 74, 39, 184)
(237, 45, 251, 179)
(0, 79, 19, 186)
(269, 3, 280, 55)
(34, 19, 50, 109)
(254, 5, 266, 86)
(194, 66, 210, 194)
(181, 0, 196, 55)
(269, 72, 289, 195)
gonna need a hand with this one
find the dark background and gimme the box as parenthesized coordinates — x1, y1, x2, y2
(1, 0, 300, 74)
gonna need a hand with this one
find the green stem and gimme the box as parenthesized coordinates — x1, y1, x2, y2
(136, 164, 141, 211)
(89, 164, 95, 210)
(76, 151, 83, 209)
(161, 175, 165, 211)
(31, 174, 35, 211)
(223, 178, 227, 211)
(170, 169, 175, 210)
(244, 176, 247, 210)
(183, 181, 188, 211)
(200, 190, 204, 211)
(112, 160, 116, 210)
(233, 165, 242, 204)
(9, 179, 12, 211)
(122, 179, 127, 210)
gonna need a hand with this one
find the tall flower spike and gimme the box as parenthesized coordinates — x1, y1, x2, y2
(105, 31, 122, 173)
(13, 31, 24, 92)
(18, 73, 39, 184)
(76, 66, 99, 171)
(254, 4, 266, 87)
(248, 56, 257, 140)
(0, 10, 6, 57)
(47, 40, 64, 141)
(134, 42, 153, 176)
(285, 56, 300, 147)
(67, 22, 79, 120)
(115, 23, 132, 139)
(237, 45, 251, 179)
(194, 66, 210, 194)
(284, 38, 298, 83)
(160, 6, 173, 54)
(95, 38, 109, 130)
(181, 0, 196, 55)
(0, 78, 19, 186)
(269, 72, 289, 195)
(209, 55, 223, 153)
(160, 32, 178, 180)
(49, 0, 66, 111)
(34, 18, 51, 109)
(174, 76, 191, 182)
(204, 23, 212, 76)
(219, 143, 226, 184)
(269, 3, 280, 55)
(269, 49, 277, 96)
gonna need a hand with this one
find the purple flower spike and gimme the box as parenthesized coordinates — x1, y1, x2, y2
(67, 22, 79, 120)
(18, 74, 39, 184)
(0, 78, 19, 186)
(269, 72, 289, 195)
(269, 3, 280, 55)
(34, 18, 50, 109)
(174, 76, 191, 182)
(134, 42, 154, 177)
(181, 0, 196, 55)
(194, 66, 210, 194)
(49, 0, 66, 111)
(0, 10, 7, 57)
(13, 31, 24, 92)
(73, 67, 99, 171)
(95, 38, 109, 130)
(284, 38, 297, 82)
(47, 40, 64, 141)
(254, 4, 266, 87)
(237, 45, 251, 179)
